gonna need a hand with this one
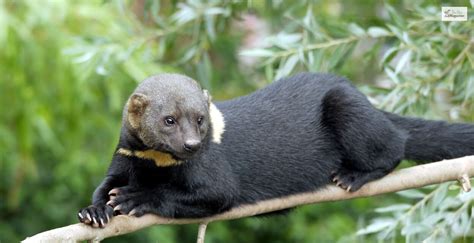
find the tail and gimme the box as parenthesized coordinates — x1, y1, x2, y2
(384, 112, 474, 162)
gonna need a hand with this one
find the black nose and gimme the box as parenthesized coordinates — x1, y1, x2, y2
(183, 140, 201, 153)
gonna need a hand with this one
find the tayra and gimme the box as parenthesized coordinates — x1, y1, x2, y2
(78, 73, 474, 228)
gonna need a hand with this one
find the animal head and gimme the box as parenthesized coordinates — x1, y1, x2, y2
(124, 74, 212, 160)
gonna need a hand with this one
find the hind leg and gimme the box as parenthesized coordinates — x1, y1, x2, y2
(331, 165, 392, 192)
(322, 85, 406, 192)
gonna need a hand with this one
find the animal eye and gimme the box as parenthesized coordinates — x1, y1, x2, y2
(197, 116, 204, 125)
(164, 117, 176, 126)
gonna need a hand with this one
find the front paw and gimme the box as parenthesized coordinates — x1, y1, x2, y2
(107, 187, 156, 217)
(78, 204, 114, 228)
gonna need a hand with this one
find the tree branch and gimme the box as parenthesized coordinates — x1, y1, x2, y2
(23, 156, 474, 242)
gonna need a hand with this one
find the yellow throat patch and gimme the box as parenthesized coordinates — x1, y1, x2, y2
(117, 148, 182, 167)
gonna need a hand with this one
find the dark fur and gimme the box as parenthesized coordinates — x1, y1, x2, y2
(78, 73, 474, 227)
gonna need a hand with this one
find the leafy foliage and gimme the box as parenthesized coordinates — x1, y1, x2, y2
(0, 0, 472, 242)
(357, 184, 474, 242)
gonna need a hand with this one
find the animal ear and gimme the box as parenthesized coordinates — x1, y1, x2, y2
(127, 93, 149, 129)
(203, 89, 211, 105)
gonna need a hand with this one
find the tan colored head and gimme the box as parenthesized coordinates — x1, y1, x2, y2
(124, 74, 211, 160)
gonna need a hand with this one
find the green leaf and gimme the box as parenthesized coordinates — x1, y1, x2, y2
(205, 15, 216, 40)
(429, 184, 448, 210)
(73, 51, 96, 63)
(273, 32, 302, 49)
(387, 24, 403, 40)
(395, 50, 412, 74)
(297, 47, 306, 65)
(367, 27, 391, 38)
(275, 54, 299, 80)
(239, 49, 274, 57)
(459, 187, 474, 202)
(178, 46, 197, 64)
(380, 47, 399, 67)
(205, 7, 230, 16)
(396, 189, 426, 199)
(375, 204, 411, 213)
(95, 65, 107, 75)
(348, 23, 366, 37)
(311, 50, 324, 71)
(172, 3, 197, 24)
(401, 223, 428, 236)
(303, 8, 314, 28)
(197, 52, 212, 89)
(401, 32, 413, 45)
(422, 213, 444, 226)
(307, 50, 314, 66)
(384, 66, 401, 84)
(385, 4, 406, 28)
(265, 64, 274, 82)
(357, 219, 395, 235)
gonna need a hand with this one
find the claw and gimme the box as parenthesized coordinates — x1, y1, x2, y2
(336, 181, 342, 187)
(92, 217, 99, 227)
(346, 185, 352, 192)
(78, 212, 83, 219)
(114, 205, 122, 212)
(86, 213, 92, 222)
(106, 200, 115, 207)
(100, 218, 105, 227)
(109, 188, 119, 196)
(129, 209, 137, 216)
(333, 176, 339, 182)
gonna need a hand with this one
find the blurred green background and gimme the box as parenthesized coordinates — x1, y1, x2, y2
(1, 0, 473, 242)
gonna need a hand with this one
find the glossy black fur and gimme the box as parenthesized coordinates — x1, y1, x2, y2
(78, 73, 474, 227)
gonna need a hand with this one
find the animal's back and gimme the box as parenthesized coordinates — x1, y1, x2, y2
(214, 73, 346, 203)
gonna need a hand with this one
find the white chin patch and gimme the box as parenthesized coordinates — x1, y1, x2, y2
(209, 103, 225, 144)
